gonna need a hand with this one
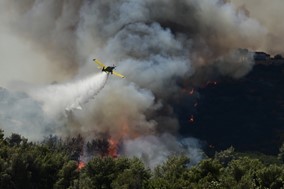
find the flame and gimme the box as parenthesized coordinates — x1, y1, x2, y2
(77, 161, 85, 170)
(189, 115, 195, 123)
(108, 138, 118, 158)
(106, 118, 142, 158)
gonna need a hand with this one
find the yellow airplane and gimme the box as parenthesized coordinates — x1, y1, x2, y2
(93, 59, 125, 78)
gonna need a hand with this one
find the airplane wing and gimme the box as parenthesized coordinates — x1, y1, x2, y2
(113, 71, 125, 78)
(93, 59, 106, 69)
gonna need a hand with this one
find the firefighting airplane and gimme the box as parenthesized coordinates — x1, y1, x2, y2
(93, 59, 125, 78)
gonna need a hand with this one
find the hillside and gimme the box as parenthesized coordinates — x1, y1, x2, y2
(181, 61, 284, 154)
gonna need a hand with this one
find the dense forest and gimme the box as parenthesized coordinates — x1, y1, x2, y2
(1, 129, 284, 189)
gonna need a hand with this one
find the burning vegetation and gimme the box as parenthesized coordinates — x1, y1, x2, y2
(107, 138, 119, 158)
(77, 161, 86, 170)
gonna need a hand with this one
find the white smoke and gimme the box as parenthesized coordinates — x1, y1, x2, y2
(123, 134, 204, 169)
(0, 72, 108, 139)
(28, 72, 108, 118)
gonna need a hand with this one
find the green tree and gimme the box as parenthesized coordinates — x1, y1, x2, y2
(0, 129, 4, 141)
(215, 146, 235, 166)
(81, 156, 116, 188)
(187, 159, 223, 188)
(42, 135, 64, 152)
(255, 165, 284, 189)
(65, 135, 84, 161)
(54, 160, 79, 189)
(150, 155, 190, 189)
(112, 157, 151, 189)
(79, 157, 150, 189)
(219, 157, 264, 188)
(86, 138, 109, 157)
(6, 133, 22, 146)
(278, 143, 284, 163)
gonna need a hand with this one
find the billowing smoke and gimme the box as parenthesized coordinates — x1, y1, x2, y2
(123, 134, 204, 168)
(0, 73, 108, 140)
(231, 0, 284, 54)
(0, 0, 276, 166)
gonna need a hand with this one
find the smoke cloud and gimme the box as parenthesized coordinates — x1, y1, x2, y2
(231, 0, 284, 54)
(122, 134, 204, 168)
(0, 0, 276, 166)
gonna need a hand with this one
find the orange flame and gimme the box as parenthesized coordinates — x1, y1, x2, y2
(106, 118, 142, 158)
(108, 138, 118, 158)
(77, 161, 85, 170)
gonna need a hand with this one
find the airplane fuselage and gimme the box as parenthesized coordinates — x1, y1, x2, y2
(102, 66, 115, 74)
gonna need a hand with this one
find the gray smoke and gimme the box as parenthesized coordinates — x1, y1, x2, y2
(0, 0, 275, 166)
(123, 134, 204, 169)
(231, 0, 284, 55)
(0, 87, 57, 140)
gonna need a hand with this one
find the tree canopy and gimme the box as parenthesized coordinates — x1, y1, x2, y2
(0, 129, 283, 189)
